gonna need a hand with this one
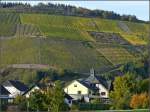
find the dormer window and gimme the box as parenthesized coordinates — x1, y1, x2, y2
(74, 84, 77, 87)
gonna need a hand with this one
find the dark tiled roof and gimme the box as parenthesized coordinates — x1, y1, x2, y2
(85, 74, 109, 89)
(85, 75, 100, 84)
(65, 93, 73, 100)
(23, 84, 45, 95)
(0, 85, 10, 95)
(77, 80, 98, 91)
(3, 80, 28, 92)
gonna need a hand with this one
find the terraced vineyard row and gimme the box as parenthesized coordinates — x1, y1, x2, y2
(90, 31, 145, 58)
(117, 21, 131, 34)
(15, 24, 41, 37)
(0, 13, 20, 36)
(0, 38, 113, 73)
(0, 13, 147, 72)
(20, 14, 93, 41)
(98, 47, 136, 65)
(89, 31, 130, 45)
(0, 13, 148, 45)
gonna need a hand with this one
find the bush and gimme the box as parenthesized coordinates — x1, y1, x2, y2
(61, 102, 70, 111)
(14, 95, 27, 110)
(70, 104, 79, 111)
(78, 103, 110, 111)
(90, 98, 101, 104)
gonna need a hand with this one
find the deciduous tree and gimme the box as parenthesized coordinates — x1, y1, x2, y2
(110, 73, 136, 109)
(130, 92, 149, 109)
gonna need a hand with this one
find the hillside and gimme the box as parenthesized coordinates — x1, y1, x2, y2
(0, 12, 148, 75)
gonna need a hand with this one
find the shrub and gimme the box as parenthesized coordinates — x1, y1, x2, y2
(78, 103, 110, 111)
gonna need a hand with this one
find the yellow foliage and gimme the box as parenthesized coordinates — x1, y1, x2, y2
(121, 34, 147, 45)
(130, 92, 149, 109)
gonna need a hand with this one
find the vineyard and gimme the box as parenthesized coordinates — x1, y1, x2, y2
(89, 31, 130, 45)
(15, 24, 41, 37)
(0, 13, 148, 44)
(97, 46, 136, 65)
(0, 12, 148, 73)
(20, 14, 93, 41)
(0, 13, 20, 36)
(0, 38, 113, 73)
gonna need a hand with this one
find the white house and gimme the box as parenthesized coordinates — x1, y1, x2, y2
(0, 85, 12, 99)
(2, 80, 28, 98)
(84, 68, 111, 98)
(23, 85, 41, 98)
(64, 93, 73, 107)
(0, 85, 13, 104)
(64, 80, 96, 102)
(64, 68, 112, 102)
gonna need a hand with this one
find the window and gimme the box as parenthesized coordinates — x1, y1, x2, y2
(74, 84, 77, 87)
(78, 91, 81, 94)
(101, 92, 106, 96)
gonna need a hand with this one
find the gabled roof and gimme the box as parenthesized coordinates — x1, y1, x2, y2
(85, 74, 100, 84)
(3, 80, 28, 92)
(23, 83, 44, 96)
(0, 85, 10, 95)
(87, 75, 112, 90)
(85, 69, 111, 90)
(85, 68, 101, 84)
(65, 93, 73, 100)
(77, 79, 98, 91)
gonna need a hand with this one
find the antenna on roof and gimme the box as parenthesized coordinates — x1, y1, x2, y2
(90, 68, 95, 76)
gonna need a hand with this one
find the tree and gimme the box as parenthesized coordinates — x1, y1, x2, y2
(138, 78, 149, 93)
(28, 90, 46, 111)
(50, 81, 64, 112)
(46, 81, 65, 112)
(130, 92, 149, 109)
(110, 73, 136, 109)
(14, 95, 27, 110)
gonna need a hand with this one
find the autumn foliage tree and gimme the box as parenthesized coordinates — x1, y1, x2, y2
(130, 92, 149, 109)
(110, 73, 136, 109)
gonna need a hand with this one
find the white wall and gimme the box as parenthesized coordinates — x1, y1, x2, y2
(96, 84, 108, 98)
(64, 80, 89, 95)
(4, 86, 23, 97)
(25, 86, 40, 98)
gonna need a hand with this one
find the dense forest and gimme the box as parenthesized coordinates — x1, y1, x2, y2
(0, 2, 147, 23)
